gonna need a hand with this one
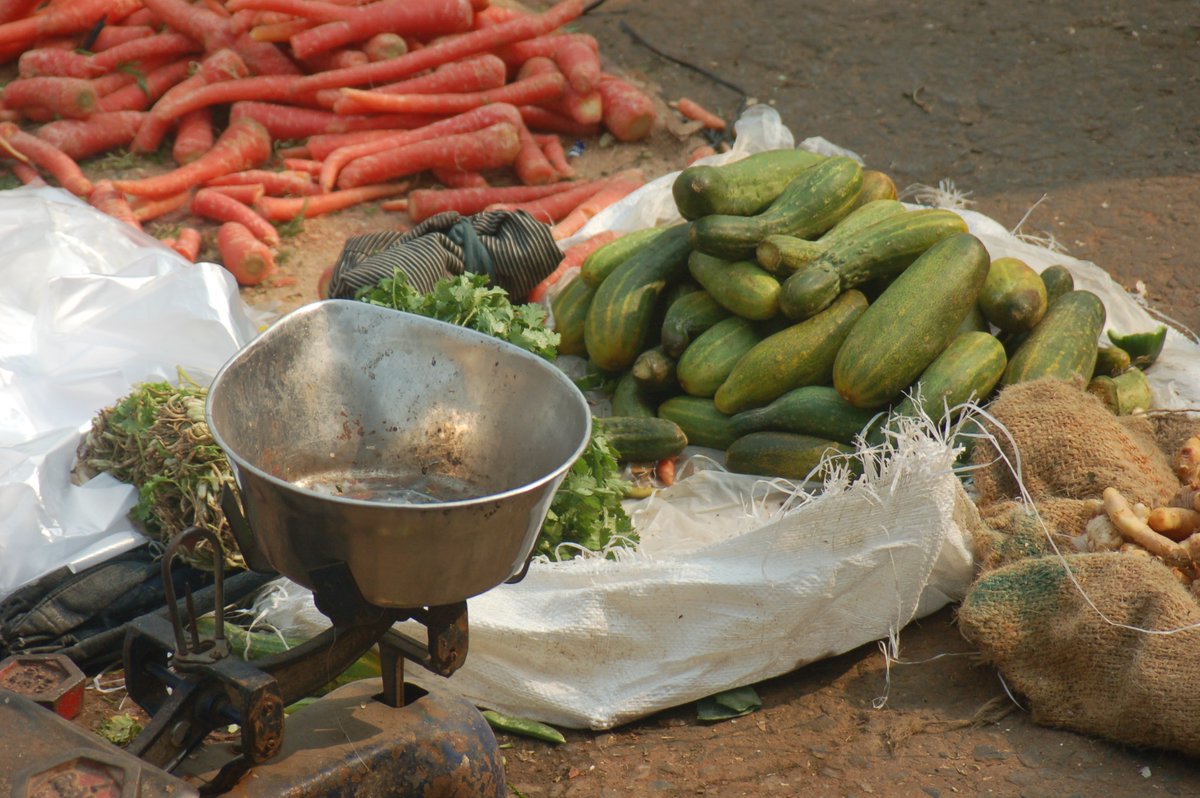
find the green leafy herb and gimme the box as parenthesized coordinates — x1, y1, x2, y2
(274, 204, 307, 238)
(97, 713, 144, 746)
(537, 426, 635, 557)
(358, 270, 559, 360)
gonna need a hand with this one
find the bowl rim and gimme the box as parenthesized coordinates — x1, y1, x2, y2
(204, 299, 592, 510)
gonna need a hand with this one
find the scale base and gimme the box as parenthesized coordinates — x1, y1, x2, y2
(178, 678, 506, 798)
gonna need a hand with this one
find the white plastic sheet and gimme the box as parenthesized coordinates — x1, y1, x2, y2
(0, 187, 258, 599)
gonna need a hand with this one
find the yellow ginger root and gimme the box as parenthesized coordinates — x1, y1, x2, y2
(1147, 506, 1200, 542)
(1176, 435, 1200, 488)
(1103, 487, 1190, 567)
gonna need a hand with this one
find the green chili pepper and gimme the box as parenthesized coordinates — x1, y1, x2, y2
(1107, 325, 1167, 370)
(481, 710, 566, 744)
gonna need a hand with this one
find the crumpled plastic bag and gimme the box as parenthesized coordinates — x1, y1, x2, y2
(0, 187, 258, 601)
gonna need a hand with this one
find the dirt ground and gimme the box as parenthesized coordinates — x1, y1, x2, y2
(65, 0, 1200, 795)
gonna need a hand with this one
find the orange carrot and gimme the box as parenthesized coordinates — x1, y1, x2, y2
(363, 32, 407, 62)
(5, 158, 45, 185)
(513, 124, 557, 186)
(330, 53, 507, 115)
(113, 117, 273, 198)
(141, 0, 301, 76)
(289, 0, 474, 60)
(596, 74, 657, 142)
(153, 75, 325, 126)
(307, 129, 400, 159)
(206, 168, 320, 196)
(518, 57, 600, 126)
(18, 48, 96, 79)
(489, 177, 615, 224)
(527, 230, 619, 303)
(405, 180, 591, 222)
(552, 36, 600, 94)
(0, 0, 39, 26)
(0, 0, 143, 49)
(471, 5, 521, 27)
(688, 144, 717, 165)
(550, 170, 644, 239)
(229, 100, 437, 140)
(656, 457, 677, 487)
(204, 182, 265, 204)
(133, 49, 252, 154)
(90, 33, 202, 75)
(293, 0, 583, 93)
(495, 32, 597, 68)
(173, 108, 215, 165)
(431, 168, 488, 188)
(35, 111, 146, 160)
(131, 190, 194, 222)
(254, 182, 409, 220)
(277, 159, 317, 177)
(0, 122, 92, 196)
(121, 8, 160, 26)
(533, 133, 574, 178)
(676, 97, 726, 131)
(92, 25, 159, 51)
(301, 48, 369, 72)
(88, 180, 142, 230)
(336, 70, 564, 116)
(226, 0, 355, 23)
(248, 17, 312, 43)
(338, 121, 520, 189)
(193, 187, 281, 247)
(3, 77, 99, 119)
(172, 227, 202, 261)
(97, 59, 194, 113)
(517, 104, 599, 137)
(218, 221, 277, 286)
(319, 102, 524, 191)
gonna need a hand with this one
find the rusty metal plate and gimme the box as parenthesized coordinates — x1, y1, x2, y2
(0, 688, 197, 798)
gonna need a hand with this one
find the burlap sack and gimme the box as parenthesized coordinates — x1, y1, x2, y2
(958, 553, 1200, 756)
(973, 498, 1100, 572)
(970, 379, 1180, 508)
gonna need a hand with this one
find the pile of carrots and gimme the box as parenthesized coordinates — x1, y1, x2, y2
(0, 0, 663, 287)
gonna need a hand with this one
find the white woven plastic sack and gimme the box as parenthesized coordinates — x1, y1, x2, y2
(0, 187, 258, 600)
(260, 106, 1200, 730)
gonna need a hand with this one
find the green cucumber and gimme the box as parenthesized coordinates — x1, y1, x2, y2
(1002, 290, 1107, 386)
(725, 432, 856, 481)
(1108, 325, 1167, 369)
(716, 289, 869, 414)
(661, 290, 733, 357)
(978, 257, 1048, 334)
(580, 226, 671, 287)
(631, 346, 678, 394)
(688, 251, 781, 321)
(891, 331, 1007, 420)
(833, 233, 991, 409)
(1087, 367, 1151, 416)
(611, 371, 657, 418)
(676, 316, 760, 398)
(596, 416, 688, 462)
(755, 234, 826, 277)
(730, 385, 877, 445)
(689, 156, 864, 260)
(657, 396, 738, 450)
(1093, 345, 1132, 378)
(584, 223, 693, 371)
(672, 149, 826, 220)
(779, 208, 968, 320)
(1039, 264, 1075, 305)
(817, 199, 906, 245)
(550, 274, 594, 357)
(852, 170, 898, 205)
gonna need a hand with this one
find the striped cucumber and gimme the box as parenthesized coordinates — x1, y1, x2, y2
(657, 395, 738, 450)
(1002, 290, 1107, 386)
(611, 371, 657, 417)
(676, 316, 760, 398)
(688, 251, 781, 321)
(596, 416, 688, 462)
(580, 226, 671, 287)
(672, 148, 826, 220)
(725, 432, 856, 481)
(891, 331, 1007, 420)
(730, 385, 877, 445)
(661, 290, 732, 357)
(550, 274, 594, 357)
(715, 289, 869, 414)
(833, 233, 991, 409)
(979, 257, 1048, 333)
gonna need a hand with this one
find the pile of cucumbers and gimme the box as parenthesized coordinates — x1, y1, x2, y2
(552, 148, 1148, 481)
